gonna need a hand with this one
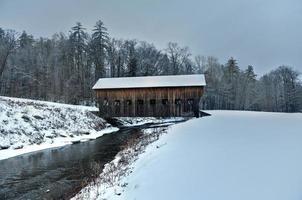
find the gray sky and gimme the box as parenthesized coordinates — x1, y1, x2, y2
(0, 0, 301, 75)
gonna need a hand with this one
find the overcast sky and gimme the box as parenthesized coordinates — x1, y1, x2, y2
(0, 0, 301, 75)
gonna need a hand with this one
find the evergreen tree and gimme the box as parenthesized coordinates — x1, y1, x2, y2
(225, 57, 239, 81)
(70, 22, 87, 73)
(91, 20, 109, 81)
(223, 57, 240, 109)
(243, 65, 257, 110)
(68, 22, 88, 103)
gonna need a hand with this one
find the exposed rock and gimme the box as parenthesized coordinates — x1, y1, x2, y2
(0, 145, 10, 150)
(54, 108, 61, 112)
(59, 132, 68, 138)
(33, 115, 44, 120)
(13, 144, 23, 150)
(22, 115, 31, 122)
(72, 131, 90, 136)
(45, 132, 56, 139)
(71, 140, 81, 144)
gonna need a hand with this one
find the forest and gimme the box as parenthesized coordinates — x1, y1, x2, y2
(0, 20, 301, 112)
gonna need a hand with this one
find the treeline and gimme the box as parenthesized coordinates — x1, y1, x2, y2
(203, 58, 302, 112)
(0, 20, 301, 112)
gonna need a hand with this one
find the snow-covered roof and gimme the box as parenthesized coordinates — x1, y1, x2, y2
(92, 74, 206, 89)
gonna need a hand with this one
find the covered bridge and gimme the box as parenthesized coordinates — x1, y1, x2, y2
(92, 74, 206, 118)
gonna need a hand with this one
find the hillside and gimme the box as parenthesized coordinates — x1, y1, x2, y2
(95, 111, 302, 200)
(0, 96, 117, 160)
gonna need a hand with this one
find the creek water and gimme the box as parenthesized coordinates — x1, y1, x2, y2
(0, 126, 148, 200)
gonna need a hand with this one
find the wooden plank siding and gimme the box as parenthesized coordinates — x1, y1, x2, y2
(95, 86, 204, 117)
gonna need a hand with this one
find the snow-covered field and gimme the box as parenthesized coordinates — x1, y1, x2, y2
(96, 110, 302, 200)
(0, 96, 118, 160)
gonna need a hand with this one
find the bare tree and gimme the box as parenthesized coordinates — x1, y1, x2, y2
(165, 42, 191, 75)
(0, 29, 17, 78)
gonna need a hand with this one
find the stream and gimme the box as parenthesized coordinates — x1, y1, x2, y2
(0, 123, 169, 200)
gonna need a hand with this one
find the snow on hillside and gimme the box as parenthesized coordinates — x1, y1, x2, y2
(98, 111, 302, 200)
(0, 96, 118, 160)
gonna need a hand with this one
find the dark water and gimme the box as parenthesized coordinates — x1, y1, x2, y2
(0, 126, 145, 200)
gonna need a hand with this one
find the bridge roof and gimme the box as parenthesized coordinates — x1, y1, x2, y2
(92, 74, 206, 90)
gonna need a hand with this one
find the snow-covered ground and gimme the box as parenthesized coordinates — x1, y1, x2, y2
(116, 117, 185, 127)
(0, 96, 118, 160)
(94, 110, 302, 200)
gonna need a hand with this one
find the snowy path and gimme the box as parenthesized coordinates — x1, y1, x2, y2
(105, 111, 302, 200)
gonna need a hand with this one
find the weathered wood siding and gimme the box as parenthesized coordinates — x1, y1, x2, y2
(95, 86, 204, 117)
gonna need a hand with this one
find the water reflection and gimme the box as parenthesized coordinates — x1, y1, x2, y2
(0, 127, 142, 200)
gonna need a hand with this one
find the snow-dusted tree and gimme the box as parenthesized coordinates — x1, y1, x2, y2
(69, 22, 87, 73)
(165, 42, 191, 75)
(14, 31, 36, 98)
(0, 28, 17, 79)
(125, 40, 138, 77)
(158, 54, 170, 75)
(106, 38, 118, 77)
(201, 56, 224, 109)
(194, 55, 207, 74)
(222, 57, 240, 110)
(242, 65, 257, 110)
(68, 22, 88, 103)
(276, 66, 300, 112)
(136, 41, 163, 76)
(91, 20, 109, 81)
(256, 66, 300, 112)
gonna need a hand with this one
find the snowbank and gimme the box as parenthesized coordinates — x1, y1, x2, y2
(116, 117, 185, 127)
(71, 126, 170, 200)
(100, 111, 302, 200)
(0, 96, 118, 160)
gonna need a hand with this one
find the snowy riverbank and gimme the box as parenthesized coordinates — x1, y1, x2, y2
(0, 96, 118, 160)
(114, 117, 185, 127)
(75, 110, 302, 200)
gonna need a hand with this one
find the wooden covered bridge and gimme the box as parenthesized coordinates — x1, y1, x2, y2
(92, 74, 206, 118)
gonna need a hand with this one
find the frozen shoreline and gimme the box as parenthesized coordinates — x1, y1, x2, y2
(0, 127, 119, 161)
(0, 96, 119, 161)
(71, 125, 172, 200)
